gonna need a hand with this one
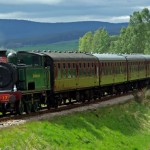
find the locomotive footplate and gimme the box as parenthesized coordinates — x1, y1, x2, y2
(0, 91, 22, 113)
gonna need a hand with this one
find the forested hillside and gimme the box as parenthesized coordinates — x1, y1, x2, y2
(0, 20, 127, 48)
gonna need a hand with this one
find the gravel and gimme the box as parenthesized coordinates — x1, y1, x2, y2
(0, 94, 134, 129)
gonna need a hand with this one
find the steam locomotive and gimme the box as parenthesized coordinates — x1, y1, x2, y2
(0, 50, 150, 115)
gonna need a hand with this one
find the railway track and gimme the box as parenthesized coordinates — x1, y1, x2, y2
(0, 91, 138, 128)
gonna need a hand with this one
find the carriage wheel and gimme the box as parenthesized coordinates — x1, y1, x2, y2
(58, 98, 63, 106)
(32, 101, 39, 112)
(25, 102, 32, 114)
(17, 100, 24, 115)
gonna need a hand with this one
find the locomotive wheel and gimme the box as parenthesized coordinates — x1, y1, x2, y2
(68, 98, 71, 104)
(32, 101, 39, 112)
(2, 111, 6, 116)
(16, 100, 24, 115)
(55, 100, 58, 109)
(25, 102, 32, 114)
(47, 102, 51, 110)
(63, 99, 66, 104)
(2, 103, 7, 116)
(81, 94, 85, 103)
(58, 98, 62, 106)
(54, 98, 58, 109)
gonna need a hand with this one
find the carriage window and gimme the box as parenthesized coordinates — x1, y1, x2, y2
(88, 63, 91, 76)
(68, 63, 70, 68)
(79, 63, 82, 76)
(63, 63, 65, 68)
(72, 63, 76, 78)
(68, 63, 71, 78)
(83, 63, 86, 75)
(91, 63, 95, 75)
(62, 63, 66, 78)
(57, 63, 61, 79)
(76, 64, 79, 77)
(58, 63, 60, 69)
(73, 63, 75, 68)
(79, 63, 81, 68)
(83, 63, 85, 68)
(105, 63, 108, 75)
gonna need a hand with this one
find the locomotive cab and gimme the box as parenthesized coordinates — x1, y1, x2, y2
(16, 51, 51, 91)
(0, 51, 52, 114)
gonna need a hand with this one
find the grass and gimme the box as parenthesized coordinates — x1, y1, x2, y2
(14, 40, 79, 52)
(0, 99, 150, 150)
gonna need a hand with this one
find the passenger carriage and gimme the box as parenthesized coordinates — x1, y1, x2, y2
(93, 53, 127, 94)
(123, 54, 148, 90)
(41, 51, 99, 103)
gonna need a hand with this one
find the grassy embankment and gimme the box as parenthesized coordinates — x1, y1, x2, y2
(0, 95, 150, 150)
(14, 40, 79, 52)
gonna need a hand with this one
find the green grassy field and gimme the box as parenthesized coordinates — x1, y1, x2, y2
(14, 40, 79, 52)
(0, 99, 149, 150)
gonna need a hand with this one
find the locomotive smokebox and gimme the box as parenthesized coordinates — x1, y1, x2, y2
(0, 62, 18, 90)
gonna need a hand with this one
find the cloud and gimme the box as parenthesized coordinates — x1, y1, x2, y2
(0, 0, 145, 6)
(0, 11, 130, 23)
(0, 0, 149, 8)
(136, 6, 150, 10)
(0, 0, 62, 5)
(0, 0, 148, 23)
(105, 16, 130, 23)
(0, 12, 28, 19)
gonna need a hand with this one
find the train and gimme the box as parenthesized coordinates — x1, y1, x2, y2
(0, 50, 150, 115)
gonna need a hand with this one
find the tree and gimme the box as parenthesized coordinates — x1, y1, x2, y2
(129, 8, 150, 54)
(92, 29, 101, 53)
(92, 28, 109, 53)
(142, 8, 150, 54)
(79, 32, 93, 52)
(78, 8, 150, 54)
(109, 27, 128, 53)
(130, 8, 150, 25)
(110, 8, 150, 54)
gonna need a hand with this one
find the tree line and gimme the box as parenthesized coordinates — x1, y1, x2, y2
(79, 8, 150, 54)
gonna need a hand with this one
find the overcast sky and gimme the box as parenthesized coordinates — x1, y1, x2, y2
(0, 0, 149, 23)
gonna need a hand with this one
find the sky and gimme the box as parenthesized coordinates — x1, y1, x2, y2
(0, 0, 149, 23)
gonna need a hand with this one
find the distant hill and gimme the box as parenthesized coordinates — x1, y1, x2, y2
(14, 40, 79, 51)
(0, 19, 128, 48)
